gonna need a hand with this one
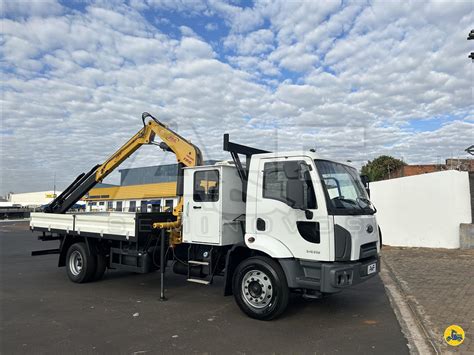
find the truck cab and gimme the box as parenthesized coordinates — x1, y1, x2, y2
(247, 152, 380, 260)
(244, 152, 379, 292)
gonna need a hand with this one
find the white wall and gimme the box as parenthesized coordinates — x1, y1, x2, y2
(9, 190, 62, 207)
(370, 170, 471, 249)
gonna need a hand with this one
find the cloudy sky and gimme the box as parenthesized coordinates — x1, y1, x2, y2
(1, 0, 473, 195)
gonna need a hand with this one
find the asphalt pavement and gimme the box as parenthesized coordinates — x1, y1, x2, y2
(0, 221, 409, 354)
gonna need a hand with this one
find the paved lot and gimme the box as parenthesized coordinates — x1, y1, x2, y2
(382, 247, 474, 354)
(1, 221, 408, 354)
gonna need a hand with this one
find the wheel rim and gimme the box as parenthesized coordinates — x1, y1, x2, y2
(241, 269, 274, 309)
(69, 250, 83, 276)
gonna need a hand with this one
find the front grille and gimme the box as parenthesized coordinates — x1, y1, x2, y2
(360, 242, 377, 259)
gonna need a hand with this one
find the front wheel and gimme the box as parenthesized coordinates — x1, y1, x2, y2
(232, 256, 289, 321)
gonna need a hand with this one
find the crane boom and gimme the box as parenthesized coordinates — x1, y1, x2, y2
(44, 112, 203, 215)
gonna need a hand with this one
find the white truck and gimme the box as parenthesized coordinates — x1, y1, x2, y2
(31, 113, 380, 320)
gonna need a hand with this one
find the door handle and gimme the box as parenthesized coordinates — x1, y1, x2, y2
(193, 206, 202, 209)
(256, 218, 266, 231)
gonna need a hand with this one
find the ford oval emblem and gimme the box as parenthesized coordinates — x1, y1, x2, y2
(366, 225, 374, 234)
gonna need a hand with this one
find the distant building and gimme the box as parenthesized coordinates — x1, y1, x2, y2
(445, 158, 474, 172)
(389, 158, 473, 179)
(84, 162, 217, 213)
(120, 164, 178, 185)
(391, 164, 444, 178)
(85, 181, 177, 213)
(9, 190, 63, 207)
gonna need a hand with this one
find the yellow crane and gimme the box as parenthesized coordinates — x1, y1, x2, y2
(45, 112, 203, 245)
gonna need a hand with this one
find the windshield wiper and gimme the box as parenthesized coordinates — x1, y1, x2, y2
(332, 196, 377, 215)
(333, 197, 357, 205)
(356, 197, 377, 214)
(332, 197, 364, 211)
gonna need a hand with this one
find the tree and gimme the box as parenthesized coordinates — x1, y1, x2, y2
(361, 155, 406, 181)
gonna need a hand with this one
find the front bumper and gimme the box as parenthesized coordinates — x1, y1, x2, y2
(279, 255, 380, 293)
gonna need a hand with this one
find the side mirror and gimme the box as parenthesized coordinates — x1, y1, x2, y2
(283, 161, 300, 179)
(360, 175, 370, 197)
(286, 177, 305, 209)
(360, 175, 370, 187)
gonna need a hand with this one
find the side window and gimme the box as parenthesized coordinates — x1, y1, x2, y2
(107, 201, 113, 211)
(263, 161, 317, 209)
(116, 201, 123, 212)
(164, 199, 173, 211)
(150, 201, 160, 212)
(194, 170, 219, 202)
(129, 201, 136, 212)
(263, 163, 286, 202)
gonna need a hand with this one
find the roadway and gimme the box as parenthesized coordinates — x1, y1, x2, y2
(0, 221, 409, 354)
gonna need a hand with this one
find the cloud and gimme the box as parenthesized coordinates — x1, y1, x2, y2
(1, 0, 64, 18)
(224, 29, 275, 55)
(205, 22, 218, 31)
(1, 0, 473, 195)
(176, 37, 215, 60)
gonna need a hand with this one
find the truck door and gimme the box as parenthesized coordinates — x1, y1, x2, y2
(255, 158, 331, 261)
(188, 169, 220, 244)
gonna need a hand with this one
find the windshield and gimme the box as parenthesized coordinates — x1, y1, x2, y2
(314, 160, 376, 215)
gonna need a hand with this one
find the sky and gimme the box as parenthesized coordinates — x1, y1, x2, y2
(1, 0, 473, 195)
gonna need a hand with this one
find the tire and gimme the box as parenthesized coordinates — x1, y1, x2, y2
(378, 226, 383, 250)
(232, 256, 289, 321)
(66, 242, 97, 283)
(91, 253, 107, 281)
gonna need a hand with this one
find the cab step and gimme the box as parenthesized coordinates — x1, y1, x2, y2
(187, 278, 210, 285)
(188, 260, 209, 265)
(186, 245, 219, 285)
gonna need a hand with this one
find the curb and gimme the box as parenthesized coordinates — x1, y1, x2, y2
(380, 258, 440, 355)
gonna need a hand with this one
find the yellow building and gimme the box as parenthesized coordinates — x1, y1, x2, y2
(84, 182, 178, 212)
(83, 162, 217, 213)
(84, 165, 180, 213)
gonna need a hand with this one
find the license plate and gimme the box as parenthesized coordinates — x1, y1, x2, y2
(367, 263, 377, 274)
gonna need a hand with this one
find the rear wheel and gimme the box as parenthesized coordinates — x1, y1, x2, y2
(92, 253, 107, 281)
(232, 256, 289, 321)
(66, 242, 97, 283)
